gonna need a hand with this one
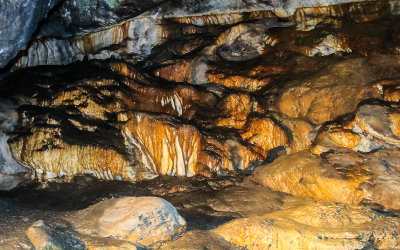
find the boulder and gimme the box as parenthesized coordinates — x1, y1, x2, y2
(26, 220, 86, 250)
(69, 197, 186, 248)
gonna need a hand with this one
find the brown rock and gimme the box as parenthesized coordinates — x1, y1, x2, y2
(240, 117, 289, 153)
(274, 56, 400, 124)
(26, 220, 86, 250)
(213, 201, 400, 249)
(208, 178, 310, 218)
(208, 73, 271, 92)
(120, 112, 264, 176)
(312, 101, 400, 155)
(154, 59, 194, 83)
(214, 93, 261, 129)
(253, 151, 369, 205)
(161, 230, 241, 250)
(274, 115, 314, 153)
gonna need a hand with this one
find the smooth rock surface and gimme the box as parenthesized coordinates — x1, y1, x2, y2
(69, 197, 186, 248)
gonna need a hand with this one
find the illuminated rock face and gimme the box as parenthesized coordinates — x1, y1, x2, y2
(274, 56, 400, 125)
(254, 151, 369, 205)
(254, 100, 400, 210)
(0, 60, 266, 184)
(120, 111, 263, 177)
(213, 201, 400, 249)
(2, 1, 400, 249)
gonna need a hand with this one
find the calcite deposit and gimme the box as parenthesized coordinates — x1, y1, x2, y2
(1, 0, 400, 249)
(213, 201, 400, 249)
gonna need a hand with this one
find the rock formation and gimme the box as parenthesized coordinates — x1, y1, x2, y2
(0, 0, 61, 68)
(1, 0, 400, 249)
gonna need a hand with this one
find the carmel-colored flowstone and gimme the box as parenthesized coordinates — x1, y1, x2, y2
(3, 61, 265, 182)
(275, 56, 400, 124)
(214, 93, 261, 129)
(253, 151, 368, 205)
(312, 101, 400, 154)
(120, 112, 264, 176)
(240, 117, 289, 152)
(213, 202, 400, 249)
(256, 146, 400, 209)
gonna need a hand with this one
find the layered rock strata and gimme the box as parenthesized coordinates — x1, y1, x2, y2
(7, 0, 400, 71)
(0, 60, 266, 185)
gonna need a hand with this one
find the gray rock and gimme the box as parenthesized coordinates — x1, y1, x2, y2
(217, 19, 293, 62)
(0, 101, 31, 190)
(38, 0, 167, 37)
(26, 220, 86, 250)
(0, 0, 61, 68)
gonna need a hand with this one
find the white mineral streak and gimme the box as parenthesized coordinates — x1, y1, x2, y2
(121, 127, 158, 176)
(13, 12, 163, 70)
(14, 0, 398, 70)
(159, 92, 184, 116)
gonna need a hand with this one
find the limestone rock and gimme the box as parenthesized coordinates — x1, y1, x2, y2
(8, 0, 400, 71)
(119, 111, 264, 177)
(312, 101, 400, 154)
(162, 0, 396, 22)
(274, 56, 400, 124)
(306, 100, 400, 209)
(240, 117, 289, 153)
(279, 117, 313, 153)
(215, 19, 293, 62)
(214, 93, 261, 129)
(253, 151, 368, 205)
(12, 14, 167, 70)
(0, 0, 61, 67)
(74, 236, 138, 250)
(2, 61, 259, 182)
(208, 178, 310, 218)
(26, 220, 86, 250)
(38, 0, 166, 36)
(213, 201, 400, 249)
(208, 73, 272, 92)
(0, 101, 31, 190)
(162, 230, 241, 250)
(69, 197, 186, 248)
(254, 147, 400, 210)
